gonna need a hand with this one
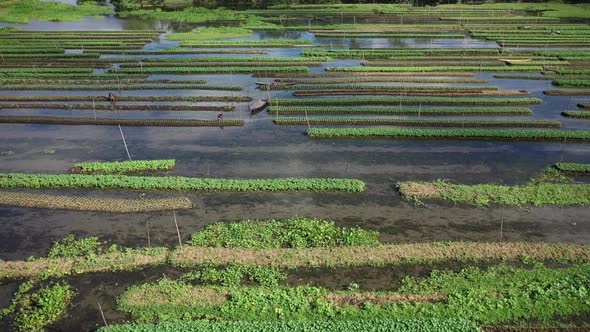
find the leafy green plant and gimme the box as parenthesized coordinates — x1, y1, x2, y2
(47, 235, 103, 259)
(13, 282, 75, 331)
(182, 265, 286, 287)
(555, 163, 590, 174)
(187, 217, 380, 249)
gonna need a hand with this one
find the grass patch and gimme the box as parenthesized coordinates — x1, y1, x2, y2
(0, 0, 110, 23)
(167, 27, 252, 41)
(0, 173, 365, 192)
(555, 163, 590, 174)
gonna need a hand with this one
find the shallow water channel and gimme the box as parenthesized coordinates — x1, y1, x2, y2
(0, 12, 589, 331)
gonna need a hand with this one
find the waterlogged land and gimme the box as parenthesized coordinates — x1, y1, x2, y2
(1, 1, 590, 331)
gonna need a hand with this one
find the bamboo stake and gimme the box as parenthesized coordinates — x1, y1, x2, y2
(173, 210, 182, 248)
(118, 125, 132, 161)
(98, 302, 109, 329)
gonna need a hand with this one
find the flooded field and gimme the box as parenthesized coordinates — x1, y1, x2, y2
(1, 3, 590, 331)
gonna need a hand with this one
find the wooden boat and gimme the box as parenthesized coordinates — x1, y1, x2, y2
(498, 58, 532, 64)
(249, 98, 268, 112)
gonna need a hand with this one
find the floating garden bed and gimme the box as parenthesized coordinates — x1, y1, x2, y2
(252, 72, 476, 78)
(113, 66, 309, 74)
(0, 96, 251, 102)
(306, 128, 590, 142)
(552, 79, 590, 87)
(544, 90, 590, 96)
(561, 111, 590, 119)
(326, 66, 544, 72)
(554, 162, 590, 175)
(273, 97, 542, 106)
(0, 84, 242, 91)
(275, 118, 559, 128)
(179, 40, 313, 48)
(71, 160, 176, 174)
(0, 103, 234, 112)
(262, 84, 496, 91)
(291, 90, 527, 97)
(0, 174, 366, 192)
(0, 116, 245, 127)
(273, 77, 488, 84)
(0, 192, 192, 213)
(268, 106, 533, 116)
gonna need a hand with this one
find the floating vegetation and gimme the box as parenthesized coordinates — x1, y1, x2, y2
(327, 66, 543, 72)
(561, 111, 590, 119)
(273, 77, 488, 84)
(554, 162, 590, 175)
(552, 79, 590, 87)
(0, 96, 251, 102)
(275, 118, 559, 128)
(314, 33, 465, 38)
(306, 128, 590, 142)
(398, 180, 590, 206)
(263, 84, 496, 91)
(268, 106, 533, 116)
(0, 173, 366, 192)
(141, 56, 330, 63)
(0, 191, 192, 213)
(292, 90, 527, 97)
(544, 90, 590, 96)
(113, 66, 309, 74)
(252, 72, 476, 78)
(0, 116, 245, 127)
(273, 97, 542, 106)
(72, 160, 176, 174)
(0, 103, 234, 112)
(179, 40, 313, 48)
(11, 282, 75, 331)
(0, 84, 241, 91)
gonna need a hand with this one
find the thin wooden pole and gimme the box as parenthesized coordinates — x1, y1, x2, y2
(173, 210, 182, 248)
(118, 125, 132, 161)
(146, 219, 151, 249)
(98, 302, 109, 329)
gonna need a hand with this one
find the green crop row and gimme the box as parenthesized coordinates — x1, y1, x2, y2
(277, 78, 488, 84)
(73, 160, 176, 174)
(0, 53, 100, 58)
(561, 111, 590, 119)
(302, 48, 501, 58)
(112, 66, 309, 74)
(120, 62, 322, 68)
(0, 84, 241, 91)
(0, 96, 249, 102)
(0, 48, 64, 53)
(0, 116, 245, 127)
(0, 68, 92, 73)
(188, 217, 380, 249)
(99, 319, 481, 332)
(0, 174, 366, 193)
(180, 40, 312, 48)
(273, 97, 542, 106)
(398, 180, 590, 206)
(314, 33, 465, 38)
(0, 73, 149, 79)
(554, 162, 590, 174)
(326, 66, 543, 72)
(275, 117, 559, 128)
(263, 84, 495, 91)
(141, 56, 331, 63)
(95, 49, 268, 55)
(552, 79, 590, 87)
(555, 69, 590, 75)
(306, 128, 590, 142)
(268, 106, 533, 116)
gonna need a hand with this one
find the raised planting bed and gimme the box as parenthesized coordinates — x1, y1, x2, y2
(261, 84, 497, 91)
(96, 49, 268, 55)
(100, 320, 477, 332)
(291, 90, 528, 97)
(112, 66, 309, 74)
(314, 33, 465, 38)
(397, 180, 590, 206)
(544, 90, 590, 96)
(0, 73, 150, 79)
(273, 97, 542, 106)
(0, 68, 92, 73)
(119, 62, 324, 68)
(554, 162, 590, 175)
(306, 128, 590, 142)
(0, 53, 100, 58)
(0, 84, 242, 91)
(0, 116, 245, 127)
(494, 74, 553, 80)
(70, 160, 176, 174)
(561, 111, 590, 119)
(141, 56, 332, 63)
(273, 77, 488, 84)
(0, 96, 251, 102)
(0, 103, 234, 112)
(552, 79, 590, 87)
(275, 118, 559, 128)
(0, 174, 366, 192)
(326, 66, 544, 72)
(268, 106, 533, 116)
(179, 40, 313, 48)
(252, 72, 476, 78)
(0, 192, 192, 213)
(302, 48, 502, 58)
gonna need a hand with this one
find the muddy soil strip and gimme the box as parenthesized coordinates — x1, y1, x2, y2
(0, 191, 192, 213)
